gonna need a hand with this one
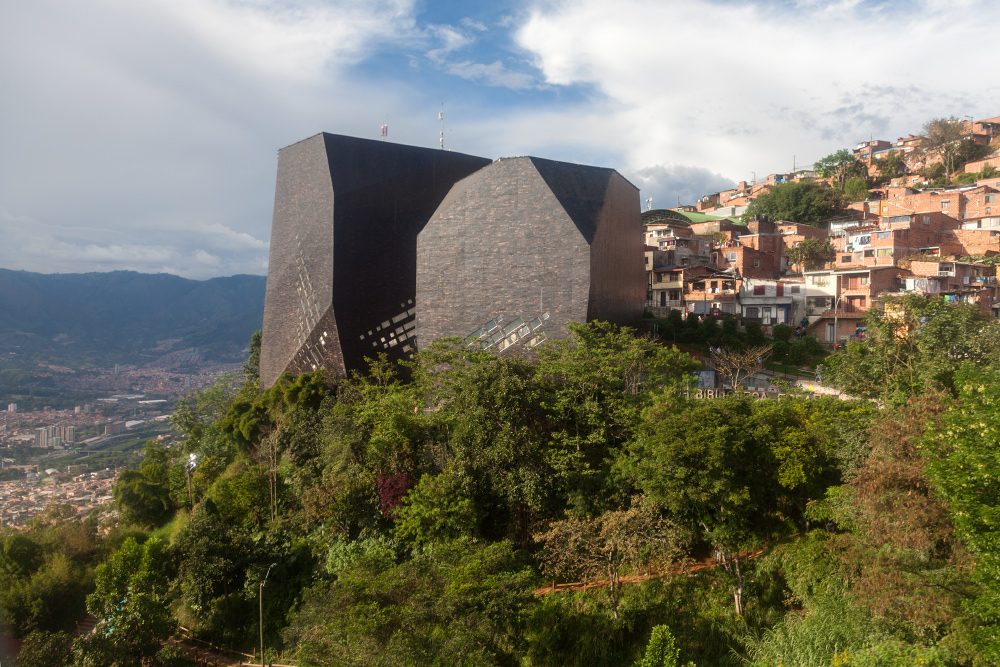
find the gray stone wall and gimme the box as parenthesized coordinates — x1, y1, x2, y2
(260, 135, 336, 390)
(416, 157, 643, 354)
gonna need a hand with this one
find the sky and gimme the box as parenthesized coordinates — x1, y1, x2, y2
(3, 0, 1000, 279)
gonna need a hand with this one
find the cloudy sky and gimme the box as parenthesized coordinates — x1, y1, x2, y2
(2, 0, 1000, 279)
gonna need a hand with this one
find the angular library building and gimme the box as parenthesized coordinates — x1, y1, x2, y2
(260, 135, 644, 389)
(259, 133, 491, 390)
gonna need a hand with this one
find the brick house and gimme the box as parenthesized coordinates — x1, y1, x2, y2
(964, 156, 1000, 174)
(803, 266, 909, 347)
(681, 266, 740, 316)
(904, 260, 997, 315)
(646, 266, 685, 316)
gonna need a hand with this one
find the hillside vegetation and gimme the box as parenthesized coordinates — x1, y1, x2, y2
(3, 302, 1000, 667)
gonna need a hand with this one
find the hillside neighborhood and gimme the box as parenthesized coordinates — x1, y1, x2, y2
(645, 115, 1000, 347)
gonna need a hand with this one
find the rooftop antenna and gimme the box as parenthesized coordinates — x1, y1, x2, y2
(645, 197, 652, 211)
(438, 103, 445, 150)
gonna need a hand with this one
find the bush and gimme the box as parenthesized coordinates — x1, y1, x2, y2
(771, 324, 793, 344)
(787, 337, 825, 366)
(13, 630, 73, 667)
(744, 320, 766, 346)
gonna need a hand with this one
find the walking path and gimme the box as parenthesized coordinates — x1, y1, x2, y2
(533, 547, 767, 596)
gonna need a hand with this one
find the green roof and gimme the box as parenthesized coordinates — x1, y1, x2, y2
(642, 209, 745, 226)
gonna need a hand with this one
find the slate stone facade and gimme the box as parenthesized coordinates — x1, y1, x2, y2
(260, 133, 490, 389)
(415, 157, 644, 353)
(262, 137, 643, 387)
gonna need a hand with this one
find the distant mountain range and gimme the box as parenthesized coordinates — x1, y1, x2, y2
(0, 269, 266, 370)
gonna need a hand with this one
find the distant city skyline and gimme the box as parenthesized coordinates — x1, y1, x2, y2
(2, 0, 1000, 279)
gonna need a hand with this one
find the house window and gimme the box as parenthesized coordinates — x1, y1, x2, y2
(693, 281, 705, 291)
(826, 322, 835, 341)
(877, 231, 891, 239)
(725, 252, 736, 261)
(864, 249, 875, 257)
(924, 215, 931, 224)
(941, 200, 950, 209)
(790, 285, 800, 294)
(987, 194, 996, 203)
(746, 307, 759, 319)
(988, 208, 992, 215)
(841, 255, 851, 263)
(754, 257, 760, 267)
(877, 248, 892, 257)
(753, 285, 765, 295)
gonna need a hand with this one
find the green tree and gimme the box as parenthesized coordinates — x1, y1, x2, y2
(740, 182, 848, 226)
(534, 496, 684, 619)
(844, 177, 869, 202)
(820, 294, 1000, 404)
(923, 368, 1000, 661)
(285, 540, 536, 667)
(814, 149, 866, 191)
(786, 238, 836, 271)
(634, 625, 688, 667)
(112, 441, 176, 528)
(79, 537, 175, 664)
(626, 395, 784, 615)
(923, 117, 966, 180)
(243, 329, 262, 391)
(15, 630, 74, 667)
(0, 552, 91, 638)
(876, 150, 908, 184)
(535, 321, 699, 515)
(174, 502, 252, 623)
(394, 471, 480, 549)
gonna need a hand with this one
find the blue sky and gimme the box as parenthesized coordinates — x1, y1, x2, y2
(2, 0, 1000, 278)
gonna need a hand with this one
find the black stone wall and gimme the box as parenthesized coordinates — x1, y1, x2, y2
(261, 134, 490, 389)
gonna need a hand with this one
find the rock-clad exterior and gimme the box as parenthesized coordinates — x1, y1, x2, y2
(416, 157, 644, 353)
(260, 133, 491, 390)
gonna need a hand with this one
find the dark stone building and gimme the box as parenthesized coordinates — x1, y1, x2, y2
(260, 133, 491, 389)
(416, 156, 644, 353)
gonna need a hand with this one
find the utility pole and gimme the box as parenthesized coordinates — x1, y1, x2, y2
(260, 563, 276, 666)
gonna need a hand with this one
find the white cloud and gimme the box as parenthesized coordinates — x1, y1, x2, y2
(0, 207, 266, 280)
(624, 165, 736, 209)
(459, 17, 487, 32)
(151, 0, 420, 82)
(426, 24, 476, 64)
(514, 0, 1000, 193)
(446, 61, 536, 90)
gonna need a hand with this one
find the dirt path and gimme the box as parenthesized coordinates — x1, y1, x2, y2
(533, 547, 766, 596)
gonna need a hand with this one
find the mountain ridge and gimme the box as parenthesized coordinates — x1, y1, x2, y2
(0, 268, 266, 370)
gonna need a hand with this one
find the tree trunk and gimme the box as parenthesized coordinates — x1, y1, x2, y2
(607, 560, 622, 620)
(731, 552, 744, 616)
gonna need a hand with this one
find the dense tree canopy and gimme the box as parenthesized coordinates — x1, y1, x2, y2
(7, 318, 1000, 667)
(814, 149, 867, 191)
(786, 237, 836, 271)
(740, 181, 848, 226)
